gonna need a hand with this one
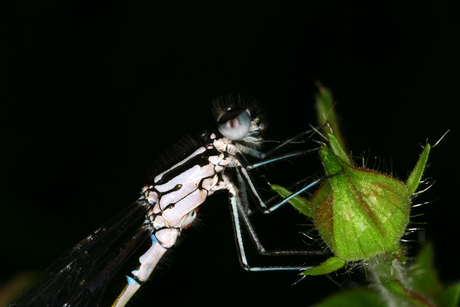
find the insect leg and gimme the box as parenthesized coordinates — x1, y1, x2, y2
(238, 123, 329, 160)
(227, 180, 315, 271)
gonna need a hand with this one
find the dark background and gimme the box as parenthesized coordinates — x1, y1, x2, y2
(1, 1, 459, 306)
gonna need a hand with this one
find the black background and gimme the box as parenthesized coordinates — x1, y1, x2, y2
(1, 1, 459, 306)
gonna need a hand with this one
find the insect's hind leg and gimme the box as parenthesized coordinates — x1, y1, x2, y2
(227, 179, 319, 272)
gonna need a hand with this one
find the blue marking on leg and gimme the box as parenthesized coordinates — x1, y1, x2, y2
(126, 276, 140, 287)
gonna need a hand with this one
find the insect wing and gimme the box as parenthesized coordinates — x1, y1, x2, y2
(10, 200, 152, 307)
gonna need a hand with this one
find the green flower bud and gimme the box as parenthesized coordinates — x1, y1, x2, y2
(270, 124, 431, 276)
(311, 133, 430, 261)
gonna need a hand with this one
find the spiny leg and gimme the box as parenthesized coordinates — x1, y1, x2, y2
(235, 170, 324, 257)
(235, 135, 343, 214)
(236, 164, 338, 214)
(233, 123, 331, 213)
(238, 123, 329, 160)
(226, 123, 338, 270)
(227, 180, 316, 272)
(237, 148, 320, 170)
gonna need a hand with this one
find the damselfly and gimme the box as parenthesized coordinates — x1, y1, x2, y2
(9, 96, 325, 307)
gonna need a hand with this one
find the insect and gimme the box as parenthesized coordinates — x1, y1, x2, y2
(9, 96, 324, 307)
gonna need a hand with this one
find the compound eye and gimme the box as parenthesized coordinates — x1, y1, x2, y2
(217, 108, 251, 140)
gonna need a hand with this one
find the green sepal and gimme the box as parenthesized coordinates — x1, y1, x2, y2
(328, 133, 351, 164)
(302, 256, 346, 276)
(269, 184, 312, 217)
(315, 84, 347, 153)
(406, 143, 431, 195)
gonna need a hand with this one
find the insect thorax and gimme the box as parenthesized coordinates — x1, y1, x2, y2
(139, 132, 240, 248)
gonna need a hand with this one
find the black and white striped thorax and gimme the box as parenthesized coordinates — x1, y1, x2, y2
(138, 99, 266, 249)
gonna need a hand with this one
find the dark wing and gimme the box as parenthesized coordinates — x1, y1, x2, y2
(10, 199, 153, 307)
